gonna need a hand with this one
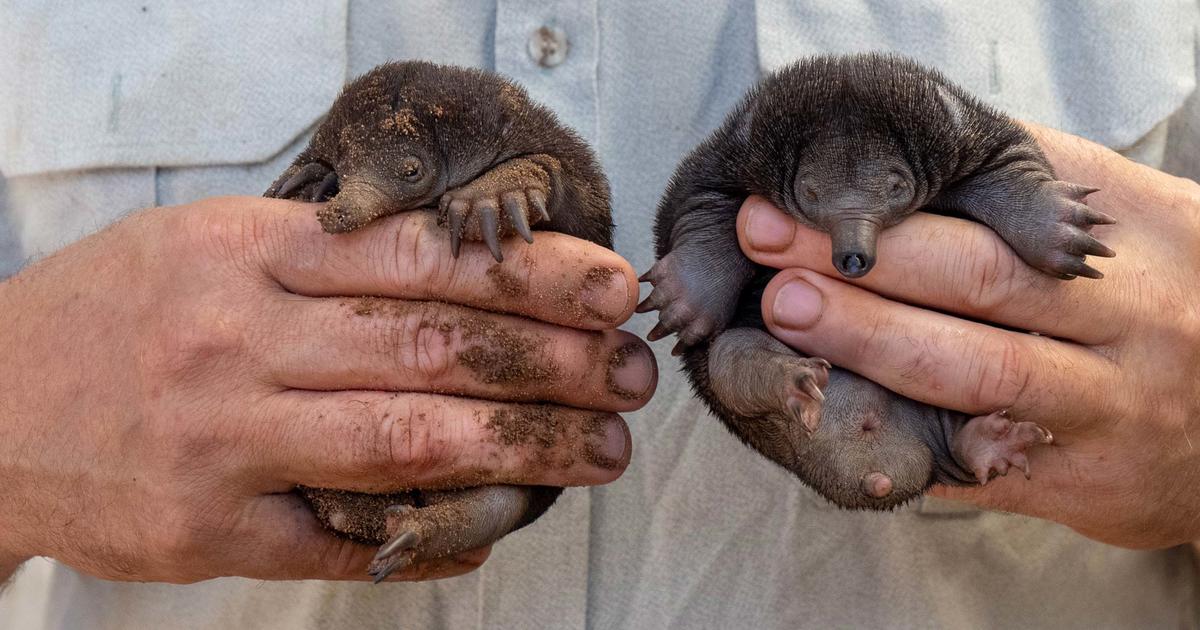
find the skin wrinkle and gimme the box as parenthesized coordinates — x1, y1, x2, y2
(367, 213, 426, 296)
(872, 323, 918, 381)
(513, 255, 537, 300)
(412, 219, 450, 299)
(381, 214, 415, 291)
(410, 309, 454, 383)
(198, 208, 248, 272)
(1012, 273, 1060, 328)
(407, 321, 441, 384)
(896, 334, 940, 390)
(197, 207, 262, 279)
(964, 333, 1028, 413)
(257, 210, 293, 278)
(962, 229, 1020, 316)
(303, 235, 347, 289)
(851, 304, 896, 373)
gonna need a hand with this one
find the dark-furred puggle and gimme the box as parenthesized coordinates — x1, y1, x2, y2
(266, 61, 612, 580)
(641, 53, 1114, 509)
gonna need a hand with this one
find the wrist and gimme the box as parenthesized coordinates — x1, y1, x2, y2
(0, 552, 29, 583)
(0, 495, 38, 578)
(0, 279, 43, 573)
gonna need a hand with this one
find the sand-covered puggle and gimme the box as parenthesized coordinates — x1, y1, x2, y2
(641, 53, 1114, 509)
(266, 61, 613, 581)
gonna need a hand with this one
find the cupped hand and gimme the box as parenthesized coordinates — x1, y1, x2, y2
(737, 123, 1200, 548)
(0, 196, 653, 582)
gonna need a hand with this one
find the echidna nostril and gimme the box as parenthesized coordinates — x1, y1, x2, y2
(840, 253, 866, 275)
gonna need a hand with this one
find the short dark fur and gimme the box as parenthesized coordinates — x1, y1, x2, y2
(265, 61, 613, 578)
(643, 54, 1111, 509)
(267, 61, 612, 252)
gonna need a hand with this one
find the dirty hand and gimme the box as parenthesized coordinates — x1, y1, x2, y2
(737, 123, 1200, 548)
(0, 196, 652, 582)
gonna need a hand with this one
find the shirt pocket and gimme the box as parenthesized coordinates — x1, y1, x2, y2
(0, 1, 348, 260)
(0, 0, 349, 178)
(753, 0, 1197, 151)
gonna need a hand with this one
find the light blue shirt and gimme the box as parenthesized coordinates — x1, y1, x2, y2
(1, 1, 1198, 628)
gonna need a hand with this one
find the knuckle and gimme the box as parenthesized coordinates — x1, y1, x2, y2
(319, 537, 370, 579)
(1167, 176, 1200, 235)
(852, 308, 900, 366)
(894, 336, 938, 387)
(154, 502, 210, 567)
(159, 417, 229, 470)
(959, 232, 1020, 313)
(394, 304, 458, 382)
(178, 197, 280, 269)
(963, 335, 1032, 410)
(379, 214, 452, 297)
(150, 481, 244, 581)
(142, 303, 246, 382)
(147, 402, 245, 481)
(1167, 279, 1200, 345)
(351, 402, 457, 477)
(341, 403, 395, 476)
(1132, 276, 1200, 353)
(351, 301, 460, 384)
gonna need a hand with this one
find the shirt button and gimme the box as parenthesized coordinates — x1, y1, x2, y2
(528, 25, 569, 68)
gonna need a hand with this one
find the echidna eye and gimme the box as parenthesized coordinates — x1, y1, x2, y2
(401, 158, 422, 180)
(802, 182, 818, 202)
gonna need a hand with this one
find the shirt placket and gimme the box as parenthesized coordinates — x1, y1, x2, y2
(480, 2, 599, 629)
(495, 0, 599, 142)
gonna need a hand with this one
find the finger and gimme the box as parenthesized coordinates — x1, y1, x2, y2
(927, 451, 1059, 526)
(246, 390, 632, 492)
(927, 442, 1182, 549)
(257, 201, 635, 330)
(215, 493, 490, 581)
(926, 443, 1121, 546)
(265, 297, 656, 413)
(760, 269, 1123, 434)
(737, 196, 1129, 345)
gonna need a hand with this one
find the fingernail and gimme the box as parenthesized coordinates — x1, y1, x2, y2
(602, 418, 629, 461)
(745, 199, 796, 252)
(607, 342, 656, 400)
(773, 278, 823, 330)
(583, 415, 631, 470)
(578, 267, 631, 323)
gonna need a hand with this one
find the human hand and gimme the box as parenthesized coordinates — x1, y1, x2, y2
(0, 196, 651, 582)
(736, 123, 1200, 548)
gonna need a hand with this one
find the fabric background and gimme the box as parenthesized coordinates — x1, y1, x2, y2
(1, 1, 1198, 628)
